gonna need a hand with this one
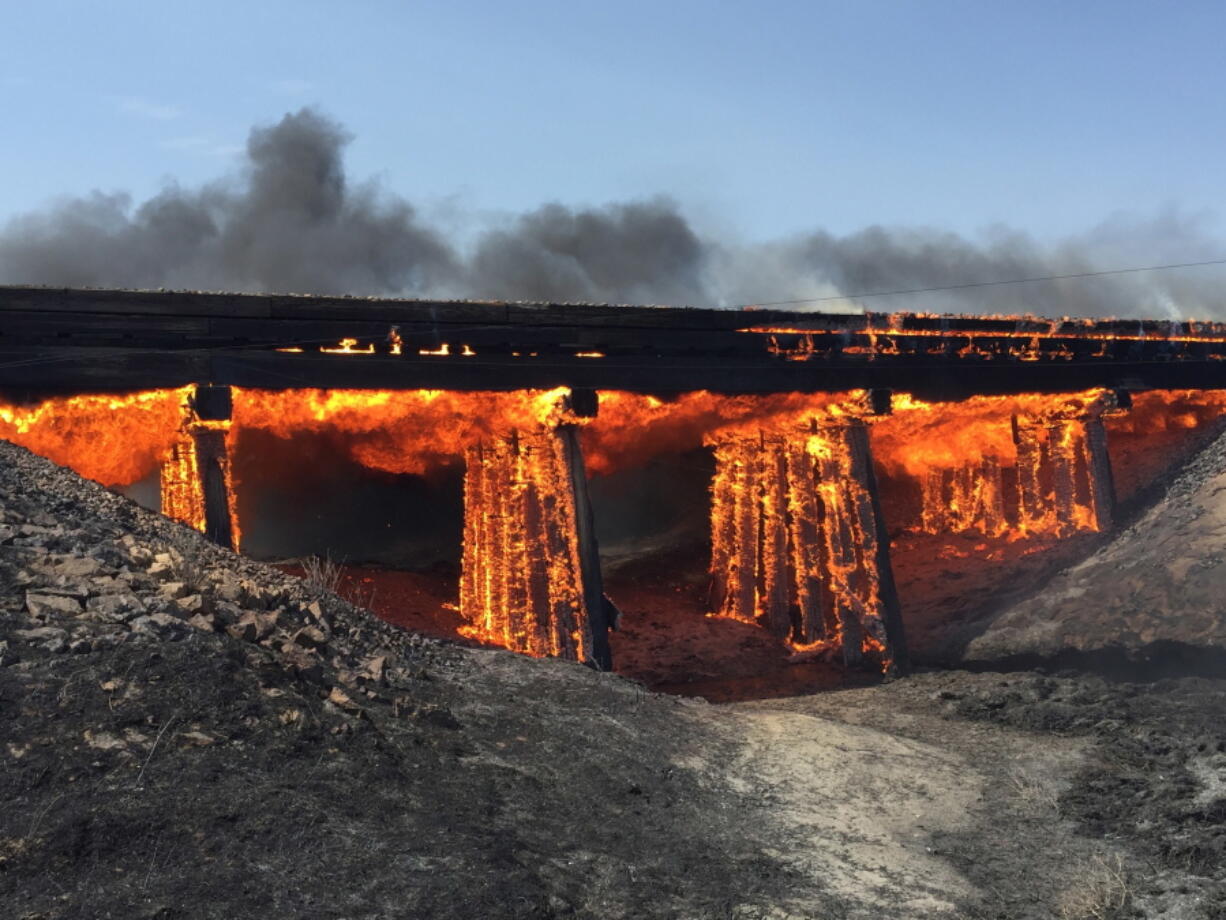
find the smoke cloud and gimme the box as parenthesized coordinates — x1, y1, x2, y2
(0, 109, 456, 295)
(1, 107, 1222, 319)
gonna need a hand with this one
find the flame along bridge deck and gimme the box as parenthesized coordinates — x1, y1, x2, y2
(4, 286, 1226, 399)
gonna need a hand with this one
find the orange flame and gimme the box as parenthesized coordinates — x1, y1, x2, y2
(0, 388, 188, 486)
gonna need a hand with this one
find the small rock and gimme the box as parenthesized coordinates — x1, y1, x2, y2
(175, 594, 204, 614)
(227, 611, 277, 642)
(281, 646, 324, 684)
(179, 731, 216, 747)
(361, 655, 387, 685)
(158, 582, 188, 599)
(50, 556, 102, 578)
(86, 594, 146, 622)
(292, 626, 328, 651)
(328, 686, 361, 711)
(14, 626, 69, 643)
(187, 612, 220, 632)
(129, 613, 185, 638)
(25, 593, 82, 617)
(215, 580, 243, 603)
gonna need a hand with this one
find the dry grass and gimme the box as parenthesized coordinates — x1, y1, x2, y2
(1058, 853, 1132, 920)
(1007, 767, 1061, 812)
(300, 554, 343, 596)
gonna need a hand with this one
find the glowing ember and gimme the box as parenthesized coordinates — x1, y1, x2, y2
(321, 337, 375, 355)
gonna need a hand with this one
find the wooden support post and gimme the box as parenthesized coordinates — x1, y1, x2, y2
(1012, 403, 1117, 537)
(160, 384, 236, 551)
(784, 440, 831, 644)
(707, 442, 737, 617)
(1083, 417, 1116, 532)
(847, 423, 909, 673)
(1012, 417, 1046, 530)
(1049, 421, 1080, 536)
(759, 439, 793, 639)
(559, 387, 611, 670)
(192, 385, 235, 550)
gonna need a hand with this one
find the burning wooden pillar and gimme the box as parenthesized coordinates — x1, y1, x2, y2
(160, 385, 238, 550)
(459, 389, 611, 668)
(708, 415, 907, 671)
(1011, 400, 1117, 536)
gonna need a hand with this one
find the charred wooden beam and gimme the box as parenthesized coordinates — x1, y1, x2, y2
(559, 423, 612, 670)
(159, 385, 236, 550)
(1083, 417, 1116, 531)
(6, 286, 1226, 398)
(847, 424, 909, 673)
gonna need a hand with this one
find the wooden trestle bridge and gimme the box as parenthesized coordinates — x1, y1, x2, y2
(5, 285, 1226, 673)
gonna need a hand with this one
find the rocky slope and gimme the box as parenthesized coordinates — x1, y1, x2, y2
(0, 439, 807, 919)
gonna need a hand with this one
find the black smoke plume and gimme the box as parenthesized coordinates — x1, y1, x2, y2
(0, 109, 456, 295)
(1, 107, 1223, 319)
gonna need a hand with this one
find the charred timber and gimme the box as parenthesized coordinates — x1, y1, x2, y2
(6, 287, 1226, 399)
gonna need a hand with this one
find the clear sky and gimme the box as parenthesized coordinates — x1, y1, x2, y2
(2, 0, 1224, 245)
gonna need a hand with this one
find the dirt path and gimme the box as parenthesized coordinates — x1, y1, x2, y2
(722, 705, 981, 917)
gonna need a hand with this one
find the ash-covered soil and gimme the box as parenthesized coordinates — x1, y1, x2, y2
(3, 438, 1226, 919)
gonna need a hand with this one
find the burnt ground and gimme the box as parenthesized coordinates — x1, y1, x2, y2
(2, 437, 1226, 918)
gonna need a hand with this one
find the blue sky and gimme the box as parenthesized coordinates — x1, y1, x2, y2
(2, 0, 1224, 246)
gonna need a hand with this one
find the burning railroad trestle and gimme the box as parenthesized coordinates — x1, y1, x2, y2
(9, 376, 1223, 678)
(7, 288, 1226, 676)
